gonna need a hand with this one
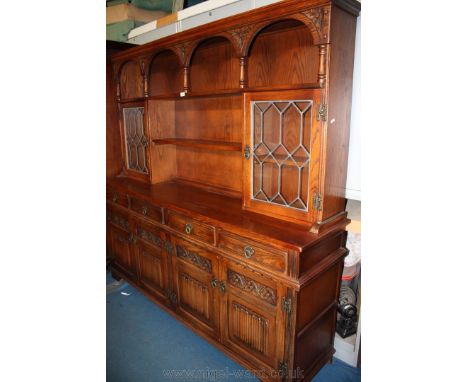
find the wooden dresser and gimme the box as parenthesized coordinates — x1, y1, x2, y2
(106, 1, 360, 380)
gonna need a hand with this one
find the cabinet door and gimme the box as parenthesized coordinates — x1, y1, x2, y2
(242, 89, 322, 226)
(172, 237, 220, 339)
(120, 102, 151, 182)
(135, 238, 168, 303)
(220, 259, 285, 370)
(109, 224, 136, 278)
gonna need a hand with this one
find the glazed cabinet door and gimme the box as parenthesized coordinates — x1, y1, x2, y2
(109, 223, 136, 278)
(220, 259, 286, 373)
(134, 231, 168, 303)
(120, 102, 151, 182)
(171, 236, 221, 339)
(242, 89, 322, 226)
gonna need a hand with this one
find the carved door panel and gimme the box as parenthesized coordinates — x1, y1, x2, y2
(242, 89, 322, 226)
(171, 237, 220, 339)
(109, 224, 136, 278)
(220, 259, 285, 371)
(135, 235, 168, 303)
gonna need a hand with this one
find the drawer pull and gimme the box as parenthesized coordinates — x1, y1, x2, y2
(185, 223, 193, 234)
(211, 278, 218, 288)
(243, 246, 255, 259)
(141, 206, 148, 215)
(129, 234, 136, 244)
(112, 194, 118, 202)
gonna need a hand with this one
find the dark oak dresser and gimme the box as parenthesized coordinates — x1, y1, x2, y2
(106, 0, 361, 380)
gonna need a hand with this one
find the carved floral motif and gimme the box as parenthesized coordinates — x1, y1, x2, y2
(228, 270, 277, 305)
(176, 245, 212, 273)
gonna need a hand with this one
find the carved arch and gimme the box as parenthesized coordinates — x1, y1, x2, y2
(116, 59, 145, 99)
(185, 35, 239, 66)
(243, 6, 331, 56)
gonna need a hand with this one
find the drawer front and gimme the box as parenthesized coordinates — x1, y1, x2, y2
(107, 209, 130, 232)
(135, 220, 164, 248)
(218, 231, 286, 273)
(129, 196, 163, 223)
(167, 211, 215, 245)
(107, 188, 128, 208)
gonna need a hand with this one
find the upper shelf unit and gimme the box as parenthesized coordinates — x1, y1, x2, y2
(115, 11, 326, 102)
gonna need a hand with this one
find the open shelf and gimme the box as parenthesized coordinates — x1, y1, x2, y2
(153, 138, 242, 152)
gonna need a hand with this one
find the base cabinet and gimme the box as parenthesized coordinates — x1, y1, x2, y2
(172, 237, 221, 339)
(109, 223, 136, 278)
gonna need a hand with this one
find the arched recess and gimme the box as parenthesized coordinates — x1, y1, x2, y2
(119, 60, 144, 100)
(148, 49, 183, 96)
(189, 36, 240, 93)
(246, 19, 319, 88)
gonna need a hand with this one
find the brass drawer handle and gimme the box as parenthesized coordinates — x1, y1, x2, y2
(129, 234, 136, 244)
(211, 278, 218, 288)
(112, 194, 118, 202)
(185, 223, 193, 234)
(219, 281, 226, 294)
(243, 246, 255, 258)
(141, 206, 148, 215)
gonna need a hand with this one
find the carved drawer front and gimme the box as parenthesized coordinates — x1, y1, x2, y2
(110, 224, 136, 278)
(167, 211, 215, 245)
(107, 209, 130, 232)
(172, 237, 220, 338)
(129, 196, 163, 223)
(135, 239, 167, 302)
(135, 221, 164, 248)
(107, 188, 128, 208)
(226, 263, 278, 307)
(218, 231, 286, 273)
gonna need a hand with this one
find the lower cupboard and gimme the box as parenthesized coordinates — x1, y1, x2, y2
(107, 205, 347, 382)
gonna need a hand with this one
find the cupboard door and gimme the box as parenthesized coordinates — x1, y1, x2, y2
(120, 102, 151, 182)
(242, 89, 322, 225)
(172, 237, 220, 339)
(220, 260, 284, 370)
(109, 224, 136, 278)
(135, 238, 168, 303)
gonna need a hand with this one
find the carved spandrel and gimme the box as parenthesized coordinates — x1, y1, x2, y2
(227, 269, 277, 305)
(229, 26, 253, 53)
(301, 6, 330, 43)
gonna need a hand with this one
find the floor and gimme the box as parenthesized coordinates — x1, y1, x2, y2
(107, 273, 361, 381)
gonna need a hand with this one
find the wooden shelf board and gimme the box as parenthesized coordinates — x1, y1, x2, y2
(153, 138, 242, 151)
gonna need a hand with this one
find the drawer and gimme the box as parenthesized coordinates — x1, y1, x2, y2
(167, 211, 215, 245)
(218, 231, 287, 273)
(135, 220, 164, 248)
(107, 209, 130, 232)
(107, 188, 128, 208)
(129, 196, 163, 223)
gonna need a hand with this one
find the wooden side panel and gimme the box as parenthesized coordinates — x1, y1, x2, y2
(321, 6, 357, 220)
(107, 59, 123, 177)
(296, 261, 341, 332)
(248, 20, 319, 88)
(109, 224, 136, 278)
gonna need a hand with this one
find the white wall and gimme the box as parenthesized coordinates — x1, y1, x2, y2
(345, 15, 361, 201)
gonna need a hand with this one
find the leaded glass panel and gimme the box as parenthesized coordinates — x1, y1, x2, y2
(251, 100, 312, 211)
(123, 107, 149, 174)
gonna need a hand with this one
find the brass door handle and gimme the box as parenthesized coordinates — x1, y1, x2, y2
(112, 194, 118, 202)
(129, 234, 136, 244)
(185, 223, 193, 234)
(141, 206, 148, 215)
(211, 278, 218, 288)
(243, 246, 255, 258)
(244, 145, 251, 159)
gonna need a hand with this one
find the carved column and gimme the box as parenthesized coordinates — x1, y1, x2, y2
(183, 66, 190, 93)
(240, 56, 248, 89)
(318, 44, 328, 88)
